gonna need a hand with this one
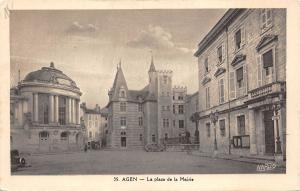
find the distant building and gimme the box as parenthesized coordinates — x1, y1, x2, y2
(194, 9, 286, 159)
(10, 62, 84, 153)
(185, 92, 199, 143)
(105, 58, 188, 149)
(81, 103, 108, 148)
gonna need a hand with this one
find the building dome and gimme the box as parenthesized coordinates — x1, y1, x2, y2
(23, 62, 78, 88)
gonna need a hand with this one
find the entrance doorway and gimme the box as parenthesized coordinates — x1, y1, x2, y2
(264, 110, 275, 154)
(121, 137, 126, 147)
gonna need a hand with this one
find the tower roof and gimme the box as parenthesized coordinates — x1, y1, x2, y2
(148, 54, 156, 72)
(112, 61, 128, 91)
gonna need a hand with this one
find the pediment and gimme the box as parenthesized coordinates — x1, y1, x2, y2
(256, 34, 278, 52)
(202, 76, 211, 85)
(231, 54, 246, 67)
(214, 67, 226, 77)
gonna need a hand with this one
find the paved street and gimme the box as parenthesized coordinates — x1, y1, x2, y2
(13, 150, 285, 175)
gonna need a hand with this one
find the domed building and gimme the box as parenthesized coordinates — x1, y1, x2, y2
(10, 62, 85, 153)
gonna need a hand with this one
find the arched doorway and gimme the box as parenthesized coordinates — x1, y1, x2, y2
(39, 131, 50, 152)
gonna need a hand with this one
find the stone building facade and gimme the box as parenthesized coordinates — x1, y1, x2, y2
(81, 103, 108, 148)
(105, 58, 188, 149)
(194, 9, 286, 158)
(10, 63, 85, 153)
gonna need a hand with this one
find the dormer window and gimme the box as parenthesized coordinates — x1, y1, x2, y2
(119, 86, 126, 98)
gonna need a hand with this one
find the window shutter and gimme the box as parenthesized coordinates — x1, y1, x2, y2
(241, 26, 246, 46)
(243, 65, 247, 95)
(229, 71, 236, 99)
(257, 55, 262, 87)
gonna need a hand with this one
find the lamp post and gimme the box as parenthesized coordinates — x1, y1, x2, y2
(190, 112, 200, 144)
(210, 110, 219, 155)
(272, 103, 282, 154)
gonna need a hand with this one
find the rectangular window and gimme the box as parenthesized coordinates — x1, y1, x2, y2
(261, 9, 272, 29)
(262, 49, 273, 77)
(138, 116, 143, 126)
(38, 93, 49, 124)
(219, 119, 226, 137)
(58, 96, 66, 125)
(120, 102, 126, 112)
(164, 133, 168, 140)
(179, 120, 184, 128)
(217, 45, 223, 63)
(235, 29, 242, 50)
(204, 57, 209, 73)
(138, 103, 143, 112)
(206, 87, 210, 109)
(219, 78, 225, 104)
(173, 120, 176, 127)
(237, 115, 246, 135)
(236, 67, 244, 88)
(152, 134, 155, 142)
(173, 105, 176, 114)
(178, 105, 184, 114)
(163, 119, 169, 128)
(206, 123, 211, 137)
(120, 117, 126, 126)
(163, 76, 168, 84)
(89, 131, 92, 138)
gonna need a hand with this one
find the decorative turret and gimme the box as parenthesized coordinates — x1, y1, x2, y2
(110, 60, 129, 101)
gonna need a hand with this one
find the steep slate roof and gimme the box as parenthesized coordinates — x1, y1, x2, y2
(148, 55, 156, 72)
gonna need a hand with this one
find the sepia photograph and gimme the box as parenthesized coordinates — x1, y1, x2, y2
(1, 0, 300, 190)
(8, 8, 287, 175)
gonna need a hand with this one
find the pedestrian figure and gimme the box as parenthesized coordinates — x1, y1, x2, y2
(84, 144, 87, 152)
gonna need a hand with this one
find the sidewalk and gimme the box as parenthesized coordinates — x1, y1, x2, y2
(191, 151, 286, 167)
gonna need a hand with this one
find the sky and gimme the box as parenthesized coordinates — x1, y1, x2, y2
(10, 9, 226, 108)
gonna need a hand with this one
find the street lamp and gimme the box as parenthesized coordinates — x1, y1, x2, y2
(210, 110, 219, 155)
(272, 103, 282, 154)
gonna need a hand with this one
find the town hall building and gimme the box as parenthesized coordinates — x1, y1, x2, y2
(105, 57, 188, 149)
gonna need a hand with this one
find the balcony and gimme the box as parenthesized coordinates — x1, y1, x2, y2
(248, 82, 286, 100)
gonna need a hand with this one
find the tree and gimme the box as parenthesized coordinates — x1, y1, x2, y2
(190, 112, 200, 144)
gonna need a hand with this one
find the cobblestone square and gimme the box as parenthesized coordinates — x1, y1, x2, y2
(13, 150, 285, 175)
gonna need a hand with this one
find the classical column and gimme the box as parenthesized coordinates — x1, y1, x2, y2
(67, 98, 72, 124)
(49, 94, 54, 123)
(34, 93, 39, 122)
(18, 101, 23, 126)
(72, 99, 76, 124)
(77, 100, 80, 125)
(249, 109, 257, 155)
(54, 95, 59, 123)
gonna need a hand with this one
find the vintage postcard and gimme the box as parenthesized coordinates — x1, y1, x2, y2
(0, 0, 299, 190)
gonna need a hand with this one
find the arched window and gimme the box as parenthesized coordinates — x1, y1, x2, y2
(39, 131, 49, 141)
(119, 86, 126, 98)
(61, 131, 69, 141)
